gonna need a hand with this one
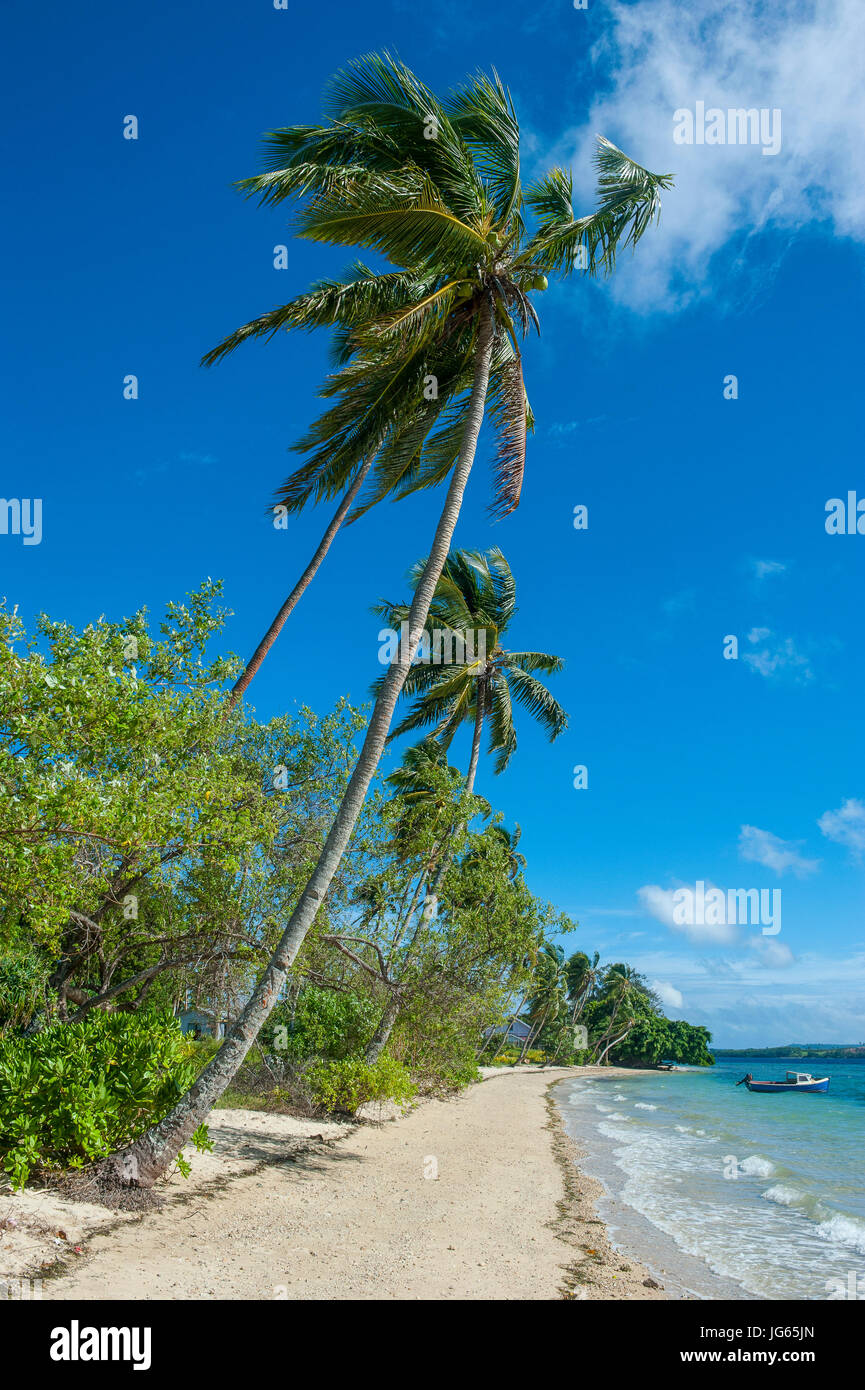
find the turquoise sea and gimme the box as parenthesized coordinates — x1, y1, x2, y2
(556, 1057, 865, 1300)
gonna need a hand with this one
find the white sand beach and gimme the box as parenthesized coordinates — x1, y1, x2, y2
(2, 1066, 669, 1301)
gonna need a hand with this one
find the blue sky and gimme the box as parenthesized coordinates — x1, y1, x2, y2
(3, 0, 864, 1045)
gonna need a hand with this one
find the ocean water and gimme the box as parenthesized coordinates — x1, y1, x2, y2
(555, 1057, 865, 1301)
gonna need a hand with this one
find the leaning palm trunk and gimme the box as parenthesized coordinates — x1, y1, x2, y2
(365, 691, 486, 1063)
(596, 1022, 634, 1067)
(404, 689, 486, 934)
(100, 315, 494, 1187)
(227, 459, 373, 708)
(519, 1002, 550, 1062)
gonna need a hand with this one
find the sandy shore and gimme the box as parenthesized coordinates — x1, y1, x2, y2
(1, 1065, 668, 1301)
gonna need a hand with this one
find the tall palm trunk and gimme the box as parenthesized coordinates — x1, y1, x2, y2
(365, 680, 487, 1064)
(100, 313, 494, 1187)
(227, 458, 373, 709)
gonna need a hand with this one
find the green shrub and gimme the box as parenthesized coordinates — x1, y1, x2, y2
(0, 949, 49, 1035)
(187, 1036, 223, 1070)
(492, 1048, 546, 1066)
(0, 1010, 204, 1187)
(392, 1004, 483, 1093)
(260, 986, 379, 1062)
(307, 1055, 416, 1115)
(421, 1056, 480, 1092)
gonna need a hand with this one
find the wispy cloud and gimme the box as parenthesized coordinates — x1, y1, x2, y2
(547, 414, 609, 439)
(748, 937, 796, 968)
(178, 451, 217, 466)
(662, 588, 696, 616)
(818, 798, 865, 860)
(743, 628, 813, 682)
(608, 948, 865, 1044)
(751, 558, 787, 582)
(738, 825, 820, 878)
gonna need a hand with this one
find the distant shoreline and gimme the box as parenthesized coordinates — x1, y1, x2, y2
(713, 1046, 864, 1059)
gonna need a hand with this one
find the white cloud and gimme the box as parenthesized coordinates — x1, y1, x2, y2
(738, 825, 820, 878)
(743, 628, 813, 682)
(818, 798, 865, 859)
(551, 0, 865, 311)
(637, 882, 739, 945)
(652, 979, 684, 1009)
(748, 937, 796, 968)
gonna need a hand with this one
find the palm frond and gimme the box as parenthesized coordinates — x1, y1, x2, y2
(487, 672, 518, 773)
(486, 354, 527, 518)
(201, 266, 432, 367)
(503, 666, 568, 741)
(520, 136, 673, 278)
(504, 650, 564, 675)
(296, 170, 490, 268)
(447, 70, 521, 226)
(523, 167, 573, 224)
(323, 51, 488, 224)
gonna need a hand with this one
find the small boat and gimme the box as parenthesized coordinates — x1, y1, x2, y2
(736, 1070, 830, 1094)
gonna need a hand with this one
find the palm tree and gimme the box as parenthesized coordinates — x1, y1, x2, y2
(488, 823, 526, 880)
(375, 547, 567, 794)
(567, 949, 601, 1025)
(591, 964, 660, 1065)
(521, 941, 570, 1061)
(363, 547, 565, 1061)
(206, 57, 673, 705)
(101, 54, 672, 1185)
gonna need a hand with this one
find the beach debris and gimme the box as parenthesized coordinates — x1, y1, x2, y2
(642, 1277, 661, 1289)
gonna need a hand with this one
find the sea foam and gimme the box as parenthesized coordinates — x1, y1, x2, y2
(816, 1212, 865, 1256)
(739, 1155, 775, 1178)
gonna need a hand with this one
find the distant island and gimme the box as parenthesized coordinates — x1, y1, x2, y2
(714, 1044, 865, 1059)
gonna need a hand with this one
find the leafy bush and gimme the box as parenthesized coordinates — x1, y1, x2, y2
(0, 1010, 205, 1187)
(0, 948, 49, 1035)
(493, 1048, 546, 1066)
(187, 1036, 224, 1070)
(392, 1003, 484, 1093)
(259, 986, 378, 1062)
(307, 1055, 416, 1115)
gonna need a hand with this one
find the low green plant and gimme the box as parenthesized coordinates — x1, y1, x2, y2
(0, 1010, 207, 1187)
(260, 986, 379, 1062)
(493, 1048, 546, 1066)
(307, 1055, 416, 1115)
(0, 948, 48, 1035)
